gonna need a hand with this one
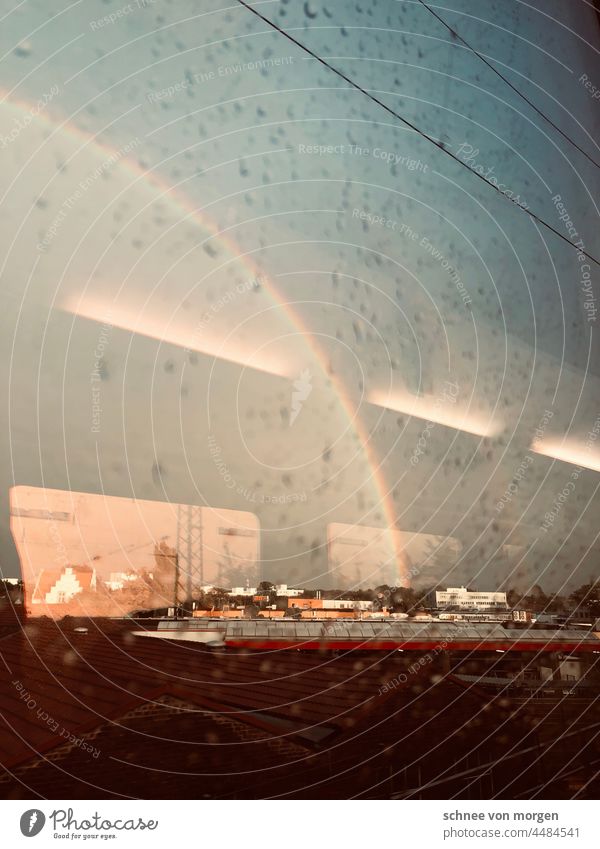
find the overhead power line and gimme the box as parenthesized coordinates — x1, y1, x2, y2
(416, 0, 600, 172)
(236, 0, 600, 268)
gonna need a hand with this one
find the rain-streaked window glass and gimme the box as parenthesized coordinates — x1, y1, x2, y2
(1, 0, 600, 809)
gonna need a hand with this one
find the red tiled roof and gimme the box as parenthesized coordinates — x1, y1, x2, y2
(0, 617, 599, 799)
(0, 618, 410, 766)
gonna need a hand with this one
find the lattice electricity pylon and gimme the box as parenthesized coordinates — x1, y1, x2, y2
(174, 504, 204, 615)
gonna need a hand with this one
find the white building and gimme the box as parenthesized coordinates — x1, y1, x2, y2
(105, 571, 138, 591)
(32, 565, 97, 605)
(435, 587, 507, 610)
(275, 584, 303, 597)
(227, 586, 257, 597)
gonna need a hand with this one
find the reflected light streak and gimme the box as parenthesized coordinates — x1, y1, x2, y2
(367, 389, 501, 438)
(62, 295, 293, 378)
(531, 441, 600, 474)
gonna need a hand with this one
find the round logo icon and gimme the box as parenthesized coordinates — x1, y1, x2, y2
(20, 810, 46, 837)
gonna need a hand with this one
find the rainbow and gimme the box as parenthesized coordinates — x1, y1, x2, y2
(0, 90, 407, 583)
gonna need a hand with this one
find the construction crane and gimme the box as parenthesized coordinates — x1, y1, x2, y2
(91, 535, 170, 567)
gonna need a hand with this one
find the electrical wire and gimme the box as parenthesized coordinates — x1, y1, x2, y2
(235, 0, 600, 268)
(417, 0, 600, 172)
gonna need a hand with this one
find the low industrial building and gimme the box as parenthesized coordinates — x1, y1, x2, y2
(289, 597, 373, 611)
